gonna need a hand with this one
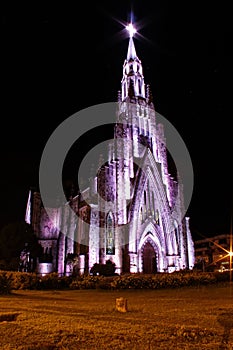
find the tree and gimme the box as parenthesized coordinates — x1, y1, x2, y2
(0, 221, 42, 270)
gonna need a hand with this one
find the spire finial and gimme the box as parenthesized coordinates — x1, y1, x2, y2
(126, 23, 136, 38)
(126, 23, 137, 60)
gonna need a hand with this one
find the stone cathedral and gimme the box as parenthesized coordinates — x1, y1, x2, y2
(25, 29, 195, 276)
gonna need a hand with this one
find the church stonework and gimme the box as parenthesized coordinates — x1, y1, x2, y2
(26, 33, 195, 275)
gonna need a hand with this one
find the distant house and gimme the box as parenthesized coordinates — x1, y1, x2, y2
(194, 234, 232, 271)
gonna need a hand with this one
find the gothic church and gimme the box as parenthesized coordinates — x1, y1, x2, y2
(25, 28, 195, 276)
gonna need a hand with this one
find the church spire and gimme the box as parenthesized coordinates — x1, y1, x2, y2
(126, 22, 137, 60)
(127, 36, 137, 60)
(121, 23, 145, 101)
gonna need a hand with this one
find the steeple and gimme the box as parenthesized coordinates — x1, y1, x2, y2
(127, 36, 137, 60)
(121, 23, 145, 101)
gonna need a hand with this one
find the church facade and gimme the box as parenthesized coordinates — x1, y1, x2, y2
(25, 32, 195, 276)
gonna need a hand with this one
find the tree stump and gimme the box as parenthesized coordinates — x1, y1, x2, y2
(116, 297, 128, 313)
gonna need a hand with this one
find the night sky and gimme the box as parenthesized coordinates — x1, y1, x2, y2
(1, 1, 232, 240)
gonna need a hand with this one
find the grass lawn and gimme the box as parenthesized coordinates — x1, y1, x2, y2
(0, 284, 232, 349)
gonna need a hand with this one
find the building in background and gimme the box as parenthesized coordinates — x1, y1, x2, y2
(194, 234, 232, 272)
(25, 28, 195, 276)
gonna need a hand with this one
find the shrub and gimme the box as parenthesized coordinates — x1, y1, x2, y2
(0, 271, 13, 294)
(70, 275, 103, 289)
(90, 259, 116, 276)
(1, 271, 71, 291)
(35, 273, 71, 290)
(214, 270, 231, 283)
(10, 271, 38, 290)
(1, 270, 230, 292)
(110, 271, 220, 290)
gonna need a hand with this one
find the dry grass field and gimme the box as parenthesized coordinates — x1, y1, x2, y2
(0, 284, 232, 349)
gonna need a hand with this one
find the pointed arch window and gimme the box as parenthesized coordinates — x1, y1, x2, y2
(144, 191, 146, 205)
(124, 83, 127, 99)
(174, 221, 179, 246)
(138, 80, 141, 95)
(140, 207, 143, 223)
(144, 190, 147, 216)
(151, 192, 155, 217)
(155, 210, 160, 226)
(147, 185, 151, 216)
(106, 212, 115, 255)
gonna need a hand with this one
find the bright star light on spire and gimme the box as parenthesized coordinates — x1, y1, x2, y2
(126, 23, 136, 38)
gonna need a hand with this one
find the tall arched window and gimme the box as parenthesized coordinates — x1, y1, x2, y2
(140, 207, 143, 223)
(174, 221, 179, 246)
(144, 190, 147, 216)
(151, 192, 155, 217)
(147, 186, 151, 216)
(106, 212, 115, 255)
(155, 210, 160, 226)
(138, 80, 141, 95)
(172, 221, 179, 255)
(144, 190, 146, 205)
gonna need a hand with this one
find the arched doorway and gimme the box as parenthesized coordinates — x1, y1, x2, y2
(143, 241, 157, 273)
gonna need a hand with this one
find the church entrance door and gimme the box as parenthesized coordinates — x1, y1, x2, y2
(143, 241, 157, 274)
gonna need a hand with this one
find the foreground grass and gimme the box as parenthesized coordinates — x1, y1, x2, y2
(0, 284, 232, 349)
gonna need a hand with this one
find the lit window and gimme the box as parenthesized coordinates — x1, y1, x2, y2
(106, 212, 115, 255)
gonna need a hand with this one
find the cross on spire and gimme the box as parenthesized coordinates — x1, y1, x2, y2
(126, 23, 136, 38)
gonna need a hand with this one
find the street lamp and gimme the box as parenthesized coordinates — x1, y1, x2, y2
(229, 250, 233, 284)
(229, 215, 232, 284)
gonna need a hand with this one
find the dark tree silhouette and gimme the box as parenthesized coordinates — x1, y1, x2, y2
(0, 221, 42, 270)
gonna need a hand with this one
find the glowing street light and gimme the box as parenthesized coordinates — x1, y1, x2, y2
(230, 215, 232, 284)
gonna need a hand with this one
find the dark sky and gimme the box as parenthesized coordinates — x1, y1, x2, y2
(1, 1, 232, 240)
